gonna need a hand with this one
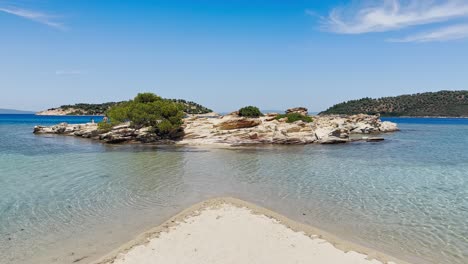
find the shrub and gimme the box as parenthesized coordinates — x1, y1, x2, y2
(97, 121, 113, 132)
(105, 93, 185, 139)
(238, 106, 263, 118)
(275, 113, 313, 123)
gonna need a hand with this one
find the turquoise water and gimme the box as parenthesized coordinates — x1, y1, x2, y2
(0, 115, 467, 264)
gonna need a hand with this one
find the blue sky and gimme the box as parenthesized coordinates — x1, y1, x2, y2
(1, 0, 467, 112)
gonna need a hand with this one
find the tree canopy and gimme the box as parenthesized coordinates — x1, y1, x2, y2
(238, 106, 263, 118)
(54, 95, 212, 115)
(104, 93, 185, 138)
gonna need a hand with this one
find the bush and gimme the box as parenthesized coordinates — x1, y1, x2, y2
(105, 93, 185, 139)
(238, 106, 263, 118)
(97, 121, 113, 132)
(275, 113, 313, 123)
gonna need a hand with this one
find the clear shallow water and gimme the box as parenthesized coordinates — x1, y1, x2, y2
(0, 115, 467, 264)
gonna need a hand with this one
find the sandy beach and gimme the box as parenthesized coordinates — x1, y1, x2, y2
(94, 197, 407, 264)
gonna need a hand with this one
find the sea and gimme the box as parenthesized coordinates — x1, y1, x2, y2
(0, 114, 467, 264)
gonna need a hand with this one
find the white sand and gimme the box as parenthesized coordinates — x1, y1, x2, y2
(98, 200, 402, 264)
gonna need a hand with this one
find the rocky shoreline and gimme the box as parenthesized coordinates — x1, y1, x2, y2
(33, 108, 399, 146)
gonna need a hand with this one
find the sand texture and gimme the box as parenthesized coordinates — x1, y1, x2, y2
(95, 198, 404, 264)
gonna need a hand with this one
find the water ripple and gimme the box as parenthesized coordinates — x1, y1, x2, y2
(0, 121, 467, 264)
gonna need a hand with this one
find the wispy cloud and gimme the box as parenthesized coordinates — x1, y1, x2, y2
(389, 23, 468, 42)
(319, 0, 468, 34)
(0, 7, 65, 30)
(55, 70, 83, 75)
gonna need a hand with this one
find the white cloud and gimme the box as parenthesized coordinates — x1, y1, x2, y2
(55, 70, 83, 75)
(389, 23, 468, 42)
(0, 7, 65, 30)
(320, 0, 468, 34)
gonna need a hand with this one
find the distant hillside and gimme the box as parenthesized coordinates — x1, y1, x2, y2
(0, 108, 35, 114)
(37, 98, 213, 116)
(321, 90, 468, 117)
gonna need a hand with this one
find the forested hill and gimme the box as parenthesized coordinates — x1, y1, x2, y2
(38, 98, 213, 115)
(320, 90, 468, 117)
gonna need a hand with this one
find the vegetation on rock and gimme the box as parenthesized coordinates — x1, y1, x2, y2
(104, 93, 185, 138)
(238, 106, 263, 118)
(275, 113, 313, 123)
(321, 90, 468, 117)
(97, 121, 113, 132)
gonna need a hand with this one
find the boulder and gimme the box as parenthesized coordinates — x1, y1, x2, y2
(81, 130, 100, 138)
(216, 118, 261, 130)
(286, 107, 308, 116)
(350, 123, 377, 134)
(53, 123, 69, 134)
(33, 126, 50, 134)
(379, 121, 399, 132)
(264, 113, 278, 122)
(329, 128, 349, 138)
(314, 127, 349, 144)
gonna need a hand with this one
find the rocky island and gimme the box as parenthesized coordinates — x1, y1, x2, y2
(33, 93, 398, 146)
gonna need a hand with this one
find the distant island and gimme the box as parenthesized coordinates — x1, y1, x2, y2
(321, 90, 468, 117)
(0, 108, 35, 114)
(36, 99, 213, 116)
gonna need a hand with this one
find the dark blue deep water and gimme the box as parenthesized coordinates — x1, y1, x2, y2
(382, 117, 468, 125)
(0, 114, 103, 125)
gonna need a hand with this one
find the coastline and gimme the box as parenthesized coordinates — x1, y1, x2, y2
(93, 197, 410, 264)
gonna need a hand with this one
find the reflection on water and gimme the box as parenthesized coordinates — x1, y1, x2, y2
(0, 117, 467, 264)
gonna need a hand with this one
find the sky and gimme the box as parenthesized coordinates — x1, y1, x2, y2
(1, 0, 467, 112)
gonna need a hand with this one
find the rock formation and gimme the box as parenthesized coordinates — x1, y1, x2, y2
(34, 111, 398, 146)
(285, 107, 308, 116)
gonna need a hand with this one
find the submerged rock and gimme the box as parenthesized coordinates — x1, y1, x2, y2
(365, 137, 385, 142)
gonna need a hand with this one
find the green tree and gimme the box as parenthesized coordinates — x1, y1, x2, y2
(134, 93, 163, 103)
(238, 106, 263, 118)
(105, 93, 185, 139)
